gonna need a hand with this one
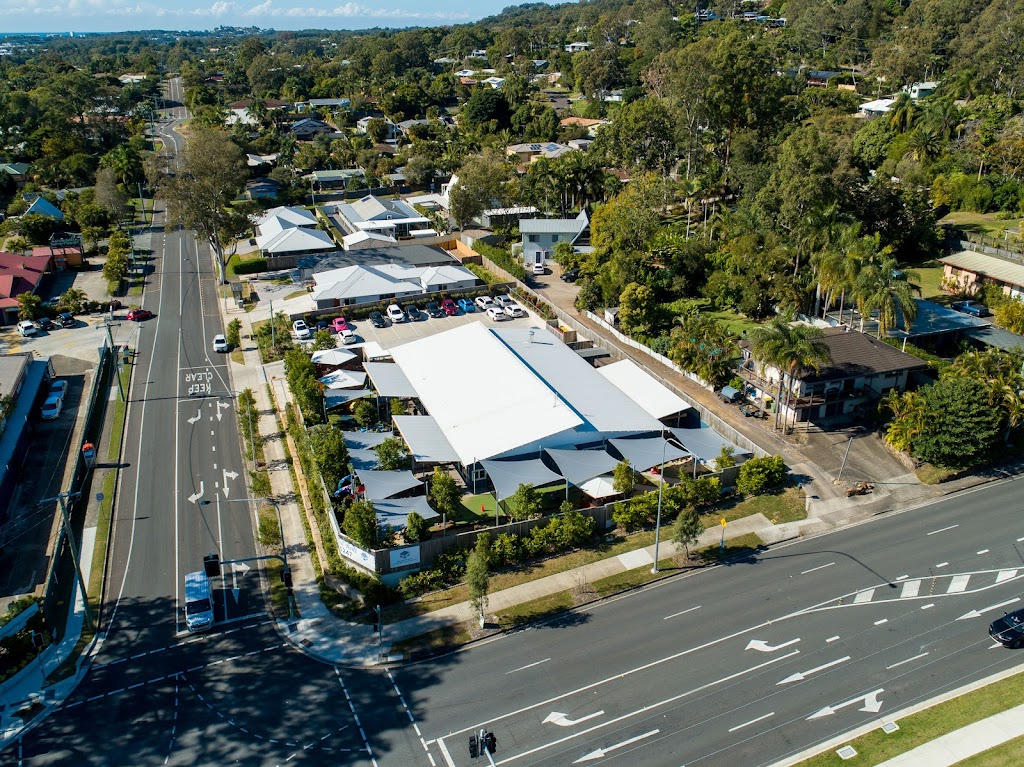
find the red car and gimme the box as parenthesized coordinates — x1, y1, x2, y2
(441, 297, 458, 316)
(331, 316, 350, 332)
(127, 308, 154, 321)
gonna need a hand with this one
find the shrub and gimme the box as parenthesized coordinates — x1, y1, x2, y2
(736, 455, 786, 496)
(475, 241, 527, 281)
(234, 257, 268, 275)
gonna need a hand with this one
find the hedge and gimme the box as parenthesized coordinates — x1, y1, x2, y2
(234, 257, 268, 275)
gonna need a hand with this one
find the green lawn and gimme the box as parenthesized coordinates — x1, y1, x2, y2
(940, 211, 1020, 240)
(225, 252, 265, 281)
(661, 298, 760, 337)
(957, 734, 1024, 766)
(912, 263, 945, 299)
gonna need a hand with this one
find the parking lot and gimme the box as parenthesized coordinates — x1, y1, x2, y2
(2, 311, 147, 364)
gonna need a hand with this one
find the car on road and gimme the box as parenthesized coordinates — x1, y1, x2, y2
(990, 608, 1024, 648)
(40, 394, 63, 421)
(951, 300, 991, 317)
(426, 301, 444, 318)
(561, 267, 581, 283)
(212, 334, 229, 353)
(36, 317, 55, 332)
(457, 298, 475, 313)
(441, 297, 458, 316)
(57, 312, 76, 328)
(292, 320, 312, 339)
(126, 308, 154, 321)
(369, 310, 388, 328)
(386, 304, 406, 323)
(475, 295, 496, 311)
(48, 379, 69, 400)
(504, 301, 527, 318)
(16, 320, 37, 337)
(331, 316, 350, 333)
(485, 306, 507, 322)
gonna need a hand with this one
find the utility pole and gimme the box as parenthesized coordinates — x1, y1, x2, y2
(42, 492, 94, 632)
(100, 318, 126, 401)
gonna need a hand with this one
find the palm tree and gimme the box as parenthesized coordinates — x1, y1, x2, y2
(854, 256, 921, 337)
(905, 126, 942, 163)
(888, 92, 917, 134)
(880, 389, 927, 453)
(748, 318, 832, 431)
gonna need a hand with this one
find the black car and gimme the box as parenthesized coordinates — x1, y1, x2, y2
(57, 312, 76, 328)
(316, 319, 330, 333)
(36, 317, 55, 331)
(406, 305, 424, 321)
(561, 267, 581, 283)
(989, 608, 1024, 648)
(426, 301, 444, 318)
(368, 310, 387, 328)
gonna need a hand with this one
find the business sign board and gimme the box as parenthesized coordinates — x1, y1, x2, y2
(389, 545, 420, 569)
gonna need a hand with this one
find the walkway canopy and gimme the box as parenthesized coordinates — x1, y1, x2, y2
(356, 469, 423, 501)
(392, 416, 460, 463)
(544, 448, 619, 486)
(374, 497, 439, 530)
(364, 362, 417, 397)
(480, 457, 564, 501)
(670, 427, 751, 466)
(608, 437, 690, 472)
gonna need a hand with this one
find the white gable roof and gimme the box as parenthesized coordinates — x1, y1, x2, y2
(257, 227, 334, 255)
(597, 359, 691, 419)
(255, 206, 316, 229)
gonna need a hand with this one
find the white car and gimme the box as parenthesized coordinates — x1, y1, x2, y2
(340, 328, 357, 345)
(48, 379, 69, 400)
(485, 306, 508, 322)
(531, 262, 546, 275)
(292, 320, 312, 339)
(386, 304, 406, 323)
(475, 295, 496, 311)
(17, 320, 37, 337)
(503, 301, 527, 318)
(493, 294, 513, 308)
(40, 394, 63, 421)
(212, 334, 229, 353)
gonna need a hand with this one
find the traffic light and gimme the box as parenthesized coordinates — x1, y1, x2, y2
(484, 732, 497, 754)
(468, 734, 479, 758)
(203, 554, 220, 578)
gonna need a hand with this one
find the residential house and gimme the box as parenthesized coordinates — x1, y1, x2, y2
(306, 168, 365, 192)
(355, 116, 399, 139)
(309, 263, 479, 309)
(396, 118, 430, 137)
(454, 69, 477, 78)
(906, 81, 939, 100)
(326, 195, 433, 239)
(294, 97, 350, 113)
(559, 116, 607, 136)
(806, 70, 842, 87)
(246, 152, 278, 168)
(859, 98, 896, 118)
(342, 231, 398, 250)
(469, 49, 488, 58)
(253, 206, 336, 268)
(519, 210, 589, 270)
(226, 98, 289, 126)
(478, 206, 539, 229)
(565, 42, 591, 53)
(939, 249, 1024, 301)
(117, 73, 147, 85)
(482, 77, 505, 90)
(0, 163, 31, 187)
(737, 328, 929, 427)
(24, 197, 63, 221)
(506, 142, 575, 164)
(289, 118, 334, 140)
(0, 252, 50, 325)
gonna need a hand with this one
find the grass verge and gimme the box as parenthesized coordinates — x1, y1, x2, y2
(957, 734, 1024, 766)
(794, 670, 1024, 767)
(916, 463, 958, 484)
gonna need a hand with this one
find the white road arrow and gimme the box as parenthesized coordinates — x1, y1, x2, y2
(573, 730, 660, 763)
(807, 689, 884, 720)
(956, 597, 1020, 621)
(746, 638, 801, 653)
(187, 408, 202, 424)
(187, 482, 204, 504)
(230, 562, 251, 602)
(543, 710, 605, 727)
(222, 468, 238, 498)
(778, 656, 850, 685)
(215, 401, 230, 422)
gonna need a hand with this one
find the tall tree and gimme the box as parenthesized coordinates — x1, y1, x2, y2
(162, 129, 247, 284)
(748, 318, 831, 430)
(854, 256, 920, 337)
(466, 545, 490, 628)
(671, 507, 704, 560)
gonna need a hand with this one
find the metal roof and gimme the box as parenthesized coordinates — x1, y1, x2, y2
(391, 415, 460, 463)
(597, 360, 691, 419)
(364, 362, 417, 397)
(940, 250, 1024, 290)
(481, 458, 564, 501)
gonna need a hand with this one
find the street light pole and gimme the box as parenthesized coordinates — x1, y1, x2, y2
(41, 492, 94, 632)
(651, 434, 668, 575)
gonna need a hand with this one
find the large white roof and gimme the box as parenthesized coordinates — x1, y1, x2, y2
(256, 227, 334, 255)
(389, 322, 583, 464)
(597, 359, 691, 419)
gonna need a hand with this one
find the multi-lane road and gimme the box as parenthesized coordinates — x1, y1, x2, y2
(7, 79, 1024, 767)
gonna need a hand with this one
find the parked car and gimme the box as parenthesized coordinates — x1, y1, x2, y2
(457, 298, 475, 313)
(426, 301, 444, 318)
(951, 300, 991, 317)
(561, 267, 581, 282)
(440, 297, 458, 316)
(16, 320, 37, 337)
(504, 301, 527, 318)
(212, 334, 229, 353)
(386, 304, 406, 323)
(990, 607, 1024, 648)
(475, 295, 496, 311)
(486, 306, 508, 322)
(40, 394, 63, 421)
(340, 328, 357, 345)
(36, 317, 55, 332)
(531, 262, 546, 275)
(369, 310, 388, 328)
(57, 312, 76, 328)
(126, 308, 154, 321)
(48, 379, 69, 400)
(493, 294, 513, 308)
(316, 319, 331, 333)
(292, 320, 312, 339)
(406, 304, 424, 321)
(331, 316, 350, 333)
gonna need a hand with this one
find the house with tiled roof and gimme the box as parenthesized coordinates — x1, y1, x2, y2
(0, 252, 51, 325)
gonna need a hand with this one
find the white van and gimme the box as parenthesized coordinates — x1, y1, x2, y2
(184, 571, 214, 632)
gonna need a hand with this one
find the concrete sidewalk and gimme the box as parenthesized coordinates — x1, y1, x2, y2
(874, 704, 1024, 766)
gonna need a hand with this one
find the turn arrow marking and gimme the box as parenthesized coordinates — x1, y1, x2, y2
(187, 482, 204, 504)
(544, 710, 605, 727)
(187, 408, 202, 424)
(807, 689, 884, 720)
(956, 597, 1020, 621)
(746, 638, 800, 652)
(215, 401, 230, 422)
(778, 656, 851, 685)
(573, 730, 659, 763)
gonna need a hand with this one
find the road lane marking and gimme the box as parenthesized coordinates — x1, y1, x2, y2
(997, 569, 1018, 583)
(936, 562, 948, 568)
(874, 619, 888, 625)
(947, 575, 971, 593)
(900, 580, 921, 598)
(895, 575, 908, 581)
(826, 635, 841, 642)
(887, 652, 930, 670)
(927, 524, 959, 536)
(854, 589, 875, 604)
(777, 656, 851, 685)
(977, 549, 990, 555)
(801, 563, 835, 575)
(574, 729, 660, 762)
(506, 658, 551, 674)
(808, 689, 884, 720)
(544, 710, 605, 727)
(664, 605, 702, 620)
(746, 638, 800, 652)
(437, 738, 456, 767)
(921, 603, 935, 610)
(728, 712, 774, 732)
(957, 597, 1020, 620)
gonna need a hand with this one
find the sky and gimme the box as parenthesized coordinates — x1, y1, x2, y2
(1, 0, 527, 34)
